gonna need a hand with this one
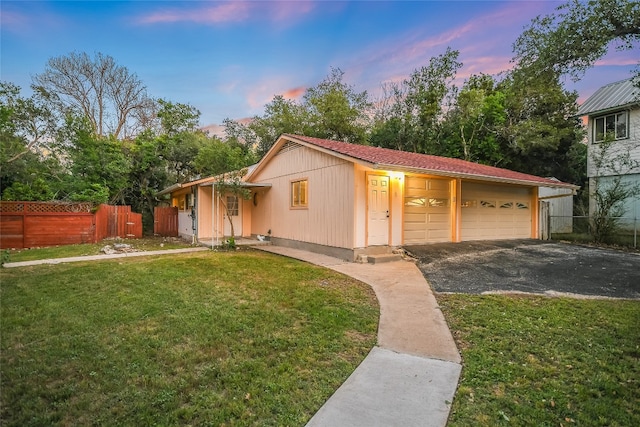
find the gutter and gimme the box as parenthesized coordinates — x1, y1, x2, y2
(374, 164, 580, 190)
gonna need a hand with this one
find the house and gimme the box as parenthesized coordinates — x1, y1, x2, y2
(577, 78, 640, 222)
(158, 134, 578, 260)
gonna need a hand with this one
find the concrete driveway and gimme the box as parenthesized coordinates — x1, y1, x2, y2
(405, 240, 640, 299)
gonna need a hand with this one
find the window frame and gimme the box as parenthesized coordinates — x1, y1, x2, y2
(226, 195, 239, 216)
(593, 110, 629, 143)
(290, 178, 308, 209)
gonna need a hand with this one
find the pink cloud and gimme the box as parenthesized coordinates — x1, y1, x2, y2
(136, 1, 317, 25)
(0, 10, 29, 29)
(137, 2, 250, 24)
(282, 86, 306, 100)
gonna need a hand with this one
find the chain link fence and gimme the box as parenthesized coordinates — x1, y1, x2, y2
(548, 216, 639, 248)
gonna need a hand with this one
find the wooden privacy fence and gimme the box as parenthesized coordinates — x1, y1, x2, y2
(153, 206, 178, 237)
(0, 202, 142, 249)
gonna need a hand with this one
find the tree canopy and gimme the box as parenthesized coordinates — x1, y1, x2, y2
(513, 0, 640, 81)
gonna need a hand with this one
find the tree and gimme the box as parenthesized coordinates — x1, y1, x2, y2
(214, 168, 251, 247)
(440, 74, 506, 164)
(57, 115, 131, 203)
(513, 0, 640, 81)
(194, 137, 254, 178)
(370, 48, 462, 154)
(303, 67, 371, 144)
(245, 68, 371, 157)
(33, 52, 155, 139)
(496, 71, 584, 183)
(1, 82, 63, 199)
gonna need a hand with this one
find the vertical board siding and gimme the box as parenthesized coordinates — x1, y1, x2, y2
(252, 145, 355, 249)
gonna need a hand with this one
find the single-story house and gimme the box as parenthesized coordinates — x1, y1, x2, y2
(158, 134, 578, 260)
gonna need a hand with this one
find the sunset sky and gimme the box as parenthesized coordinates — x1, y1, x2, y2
(2, 0, 638, 128)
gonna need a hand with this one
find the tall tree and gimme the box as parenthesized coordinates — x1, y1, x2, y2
(0, 82, 62, 199)
(33, 52, 155, 139)
(303, 67, 371, 144)
(513, 0, 640, 81)
(370, 48, 462, 154)
(440, 74, 506, 164)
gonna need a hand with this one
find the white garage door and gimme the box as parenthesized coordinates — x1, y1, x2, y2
(404, 176, 451, 244)
(461, 182, 532, 240)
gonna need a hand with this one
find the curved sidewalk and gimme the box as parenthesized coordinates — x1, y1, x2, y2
(256, 246, 462, 427)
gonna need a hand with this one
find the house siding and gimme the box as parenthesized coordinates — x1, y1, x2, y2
(587, 107, 640, 178)
(251, 144, 355, 250)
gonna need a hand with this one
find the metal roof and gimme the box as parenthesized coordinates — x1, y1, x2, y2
(577, 78, 640, 117)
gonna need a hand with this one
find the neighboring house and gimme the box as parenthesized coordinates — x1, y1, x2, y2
(159, 134, 577, 260)
(577, 78, 640, 222)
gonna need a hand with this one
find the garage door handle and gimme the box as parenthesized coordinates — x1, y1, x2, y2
(386, 210, 389, 218)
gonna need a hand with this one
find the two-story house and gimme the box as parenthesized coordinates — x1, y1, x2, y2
(577, 78, 640, 222)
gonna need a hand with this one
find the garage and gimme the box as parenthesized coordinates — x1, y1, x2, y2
(461, 182, 533, 240)
(403, 176, 451, 244)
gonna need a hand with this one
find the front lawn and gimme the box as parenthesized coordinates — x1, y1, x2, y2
(438, 294, 639, 426)
(0, 251, 379, 426)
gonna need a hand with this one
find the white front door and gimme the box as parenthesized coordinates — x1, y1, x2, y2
(368, 175, 390, 245)
(223, 195, 242, 237)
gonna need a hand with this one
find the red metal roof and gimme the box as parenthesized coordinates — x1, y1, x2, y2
(284, 134, 577, 188)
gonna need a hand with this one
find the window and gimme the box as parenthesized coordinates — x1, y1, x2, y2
(226, 196, 239, 216)
(594, 111, 628, 143)
(461, 200, 477, 208)
(480, 200, 496, 208)
(516, 202, 529, 210)
(499, 201, 514, 209)
(428, 198, 449, 207)
(405, 197, 426, 207)
(291, 179, 308, 208)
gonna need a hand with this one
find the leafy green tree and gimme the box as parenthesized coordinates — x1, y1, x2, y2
(440, 74, 506, 164)
(303, 67, 371, 144)
(1, 82, 63, 199)
(246, 96, 308, 157)
(241, 68, 371, 157)
(194, 137, 254, 177)
(496, 71, 584, 183)
(513, 0, 640, 81)
(370, 48, 462, 154)
(57, 115, 130, 203)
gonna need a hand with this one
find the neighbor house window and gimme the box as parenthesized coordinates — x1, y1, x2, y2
(226, 196, 239, 216)
(291, 179, 308, 208)
(594, 111, 628, 143)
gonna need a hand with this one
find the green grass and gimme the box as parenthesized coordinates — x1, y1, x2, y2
(6, 236, 193, 263)
(0, 251, 379, 426)
(437, 294, 640, 426)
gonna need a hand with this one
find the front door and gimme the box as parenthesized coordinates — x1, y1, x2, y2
(223, 195, 242, 237)
(368, 175, 390, 245)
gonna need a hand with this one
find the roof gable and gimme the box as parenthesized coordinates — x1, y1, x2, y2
(577, 78, 640, 117)
(247, 134, 578, 189)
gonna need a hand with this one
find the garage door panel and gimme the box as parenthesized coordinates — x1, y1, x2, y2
(403, 176, 452, 244)
(461, 182, 532, 241)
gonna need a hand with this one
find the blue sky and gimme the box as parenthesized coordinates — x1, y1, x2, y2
(2, 1, 638, 128)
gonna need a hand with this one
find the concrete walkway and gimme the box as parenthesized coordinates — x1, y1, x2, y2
(2, 247, 209, 268)
(256, 246, 462, 427)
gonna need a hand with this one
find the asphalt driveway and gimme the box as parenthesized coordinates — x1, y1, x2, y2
(405, 240, 640, 299)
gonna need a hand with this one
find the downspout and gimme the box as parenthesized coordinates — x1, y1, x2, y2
(192, 187, 197, 245)
(211, 182, 218, 249)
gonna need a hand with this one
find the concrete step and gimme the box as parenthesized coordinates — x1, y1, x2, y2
(367, 253, 403, 264)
